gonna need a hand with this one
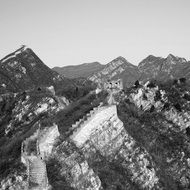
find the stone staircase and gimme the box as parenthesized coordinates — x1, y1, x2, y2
(21, 127, 49, 190)
(28, 156, 48, 189)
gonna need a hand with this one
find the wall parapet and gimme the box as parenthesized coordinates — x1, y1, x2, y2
(67, 103, 104, 135)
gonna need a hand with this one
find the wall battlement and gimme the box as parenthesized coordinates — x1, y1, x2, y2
(70, 105, 118, 147)
(68, 103, 104, 136)
(104, 79, 123, 91)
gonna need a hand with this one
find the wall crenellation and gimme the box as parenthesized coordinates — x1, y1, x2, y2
(68, 103, 104, 136)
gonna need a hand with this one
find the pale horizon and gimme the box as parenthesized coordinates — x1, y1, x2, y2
(0, 0, 190, 68)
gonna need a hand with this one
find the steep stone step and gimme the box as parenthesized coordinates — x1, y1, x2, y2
(28, 157, 47, 187)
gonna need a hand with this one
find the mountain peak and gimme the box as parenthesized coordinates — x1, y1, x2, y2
(166, 54, 187, 64)
(142, 55, 160, 62)
(110, 56, 134, 67)
(166, 54, 176, 61)
(116, 56, 126, 59)
(138, 55, 161, 68)
(114, 56, 128, 62)
(167, 53, 175, 58)
(0, 46, 65, 93)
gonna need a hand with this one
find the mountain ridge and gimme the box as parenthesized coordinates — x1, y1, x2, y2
(53, 61, 105, 78)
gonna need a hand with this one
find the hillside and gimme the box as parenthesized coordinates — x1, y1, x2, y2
(53, 62, 105, 78)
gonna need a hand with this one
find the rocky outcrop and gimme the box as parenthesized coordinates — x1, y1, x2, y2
(129, 81, 166, 111)
(129, 81, 190, 131)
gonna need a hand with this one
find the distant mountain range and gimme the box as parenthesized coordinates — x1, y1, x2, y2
(53, 54, 190, 88)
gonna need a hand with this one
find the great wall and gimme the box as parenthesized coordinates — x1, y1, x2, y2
(14, 79, 160, 189)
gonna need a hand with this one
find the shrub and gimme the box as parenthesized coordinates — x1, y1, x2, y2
(46, 158, 74, 190)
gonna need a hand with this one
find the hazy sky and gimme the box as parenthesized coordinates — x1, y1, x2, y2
(0, 0, 190, 67)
